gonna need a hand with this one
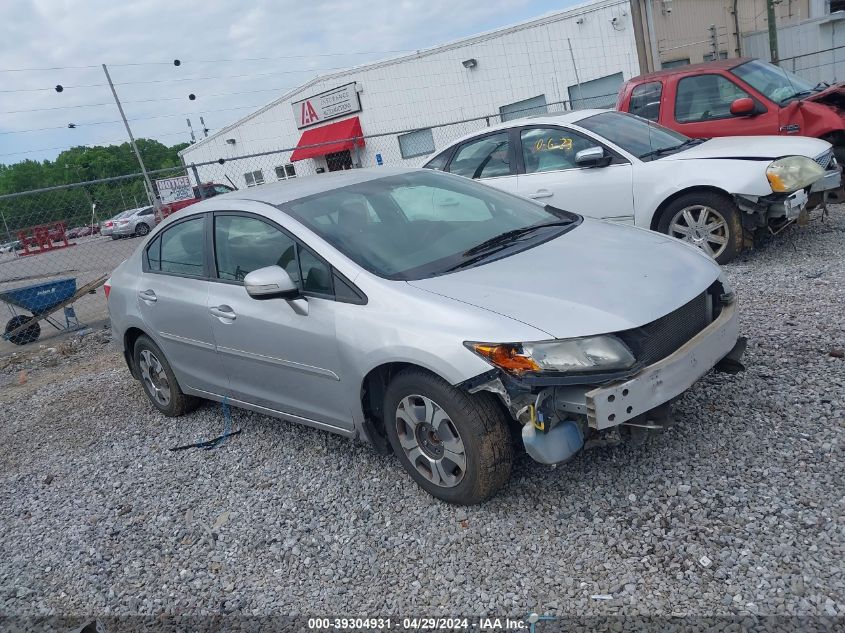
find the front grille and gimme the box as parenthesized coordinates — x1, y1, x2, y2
(617, 292, 710, 366)
(815, 150, 834, 170)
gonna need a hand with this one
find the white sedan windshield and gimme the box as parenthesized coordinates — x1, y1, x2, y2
(577, 111, 690, 160)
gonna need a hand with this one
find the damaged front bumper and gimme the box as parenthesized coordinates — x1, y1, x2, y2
(467, 302, 743, 465)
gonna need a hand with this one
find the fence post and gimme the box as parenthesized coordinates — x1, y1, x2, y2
(191, 164, 206, 199)
(0, 210, 11, 242)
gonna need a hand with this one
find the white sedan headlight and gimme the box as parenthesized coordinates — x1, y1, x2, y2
(766, 156, 825, 193)
(466, 336, 635, 375)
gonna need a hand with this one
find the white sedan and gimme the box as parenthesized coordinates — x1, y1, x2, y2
(423, 110, 838, 263)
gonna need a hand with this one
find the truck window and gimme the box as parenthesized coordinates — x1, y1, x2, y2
(675, 74, 750, 123)
(628, 81, 662, 121)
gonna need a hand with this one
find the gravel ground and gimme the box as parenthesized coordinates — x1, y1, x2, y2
(0, 206, 843, 627)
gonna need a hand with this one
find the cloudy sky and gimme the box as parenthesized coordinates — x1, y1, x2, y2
(0, 0, 584, 165)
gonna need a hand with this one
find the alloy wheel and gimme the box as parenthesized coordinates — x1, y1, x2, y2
(668, 204, 729, 259)
(139, 349, 171, 406)
(395, 394, 467, 488)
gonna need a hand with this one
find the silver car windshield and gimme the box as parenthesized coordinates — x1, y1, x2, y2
(281, 171, 579, 280)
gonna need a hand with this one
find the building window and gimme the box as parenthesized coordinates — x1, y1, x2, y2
(274, 164, 297, 180)
(244, 170, 264, 187)
(499, 95, 548, 122)
(398, 128, 436, 159)
(568, 72, 624, 109)
(703, 51, 729, 62)
(662, 58, 691, 69)
(830, 0, 845, 13)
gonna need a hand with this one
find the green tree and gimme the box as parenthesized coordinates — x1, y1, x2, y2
(0, 139, 187, 236)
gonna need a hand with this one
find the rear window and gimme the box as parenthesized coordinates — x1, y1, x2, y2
(628, 82, 662, 121)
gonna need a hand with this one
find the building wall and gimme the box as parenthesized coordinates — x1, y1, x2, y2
(633, 0, 814, 71)
(742, 12, 845, 83)
(180, 0, 640, 187)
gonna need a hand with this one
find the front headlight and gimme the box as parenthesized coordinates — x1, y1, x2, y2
(766, 156, 824, 193)
(466, 336, 635, 375)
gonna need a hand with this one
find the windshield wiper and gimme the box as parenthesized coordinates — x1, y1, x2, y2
(779, 83, 828, 105)
(462, 221, 573, 257)
(441, 221, 573, 274)
(639, 138, 704, 160)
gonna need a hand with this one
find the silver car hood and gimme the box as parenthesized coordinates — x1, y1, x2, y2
(407, 220, 720, 339)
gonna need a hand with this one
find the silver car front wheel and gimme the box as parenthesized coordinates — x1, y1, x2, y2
(395, 394, 467, 488)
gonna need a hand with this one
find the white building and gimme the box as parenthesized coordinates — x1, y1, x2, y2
(179, 0, 640, 187)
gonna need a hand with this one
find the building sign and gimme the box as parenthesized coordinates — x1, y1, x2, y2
(155, 176, 193, 204)
(292, 82, 361, 129)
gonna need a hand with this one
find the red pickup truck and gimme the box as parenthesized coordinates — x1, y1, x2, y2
(617, 58, 845, 165)
(160, 182, 234, 219)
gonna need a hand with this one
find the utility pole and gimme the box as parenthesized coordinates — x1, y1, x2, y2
(567, 38, 582, 108)
(102, 64, 160, 212)
(186, 118, 196, 143)
(767, 0, 779, 64)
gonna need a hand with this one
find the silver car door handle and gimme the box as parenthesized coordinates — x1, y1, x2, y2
(209, 305, 237, 321)
(527, 189, 554, 199)
(138, 289, 157, 302)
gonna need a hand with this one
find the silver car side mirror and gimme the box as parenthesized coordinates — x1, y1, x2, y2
(244, 265, 299, 300)
(575, 146, 609, 168)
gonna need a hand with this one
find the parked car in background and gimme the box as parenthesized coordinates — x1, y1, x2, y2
(423, 109, 835, 263)
(0, 240, 22, 253)
(103, 207, 155, 239)
(102, 209, 135, 238)
(110, 206, 158, 239)
(160, 182, 234, 219)
(107, 168, 744, 505)
(66, 224, 99, 239)
(617, 57, 845, 172)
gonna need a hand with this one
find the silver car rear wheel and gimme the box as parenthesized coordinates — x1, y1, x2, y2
(668, 204, 729, 259)
(395, 394, 467, 488)
(139, 348, 171, 407)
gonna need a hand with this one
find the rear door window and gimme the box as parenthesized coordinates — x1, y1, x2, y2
(628, 81, 662, 121)
(156, 217, 206, 276)
(447, 132, 512, 179)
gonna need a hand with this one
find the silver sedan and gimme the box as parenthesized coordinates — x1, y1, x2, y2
(106, 168, 744, 504)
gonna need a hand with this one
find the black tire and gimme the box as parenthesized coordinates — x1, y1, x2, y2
(111, 235, 120, 240)
(383, 368, 513, 505)
(133, 334, 199, 417)
(135, 223, 150, 237)
(657, 191, 743, 264)
(5, 315, 40, 345)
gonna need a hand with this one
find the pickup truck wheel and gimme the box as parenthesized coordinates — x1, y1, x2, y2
(658, 192, 742, 264)
(133, 335, 199, 417)
(383, 369, 513, 505)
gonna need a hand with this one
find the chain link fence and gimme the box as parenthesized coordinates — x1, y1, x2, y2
(0, 93, 613, 352)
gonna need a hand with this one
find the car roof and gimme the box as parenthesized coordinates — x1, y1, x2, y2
(629, 57, 753, 83)
(213, 167, 421, 206)
(437, 109, 612, 152)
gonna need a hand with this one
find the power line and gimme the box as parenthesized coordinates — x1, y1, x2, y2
(0, 101, 278, 135)
(0, 50, 416, 73)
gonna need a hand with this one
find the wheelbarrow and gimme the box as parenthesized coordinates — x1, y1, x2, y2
(1, 275, 107, 345)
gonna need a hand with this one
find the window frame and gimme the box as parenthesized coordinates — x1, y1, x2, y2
(208, 210, 365, 304)
(142, 213, 210, 279)
(673, 73, 754, 124)
(397, 128, 436, 159)
(444, 130, 516, 180)
(512, 125, 629, 175)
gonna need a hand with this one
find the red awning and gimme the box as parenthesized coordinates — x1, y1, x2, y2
(290, 116, 365, 162)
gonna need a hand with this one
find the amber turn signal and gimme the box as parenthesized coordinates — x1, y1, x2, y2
(469, 343, 540, 374)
